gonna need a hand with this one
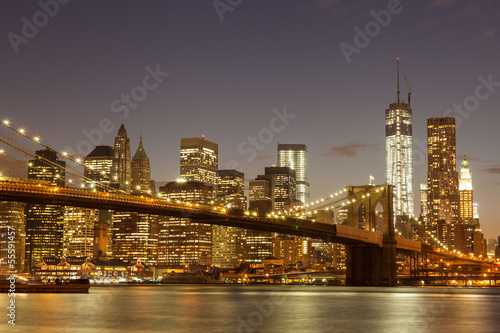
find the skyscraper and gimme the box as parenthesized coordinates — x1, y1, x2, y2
(0, 201, 25, 273)
(84, 145, 114, 257)
(212, 170, 246, 269)
(264, 166, 296, 211)
(385, 59, 414, 218)
(278, 144, 309, 206)
(180, 136, 218, 189)
(247, 176, 274, 265)
(111, 122, 131, 192)
(427, 117, 460, 225)
(25, 149, 65, 271)
(131, 135, 151, 195)
(419, 183, 428, 223)
(112, 212, 158, 266)
(459, 156, 473, 221)
(157, 180, 213, 267)
(84, 145, 114, 190)
(63, 207, 98, 258)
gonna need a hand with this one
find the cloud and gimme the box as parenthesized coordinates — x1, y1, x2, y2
(324, 141, 383, 158)
(483, 167, 500, 174)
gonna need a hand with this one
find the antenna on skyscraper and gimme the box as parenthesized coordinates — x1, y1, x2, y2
(396, 58, 400, 103)
(405, 75, 412, 108)
(121, 106, 125, 124)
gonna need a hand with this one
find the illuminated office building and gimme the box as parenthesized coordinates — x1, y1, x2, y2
(264, 166, 296, 211)
(84, 145, 114, 190)
(25, 149, 65, 271)
(84, 147, 114, 257)
(0, 201, 25, 273)
(63, 207, 98, 258)
(112, 212, 158, 266)
(459, 156, 473, 221)
(213, 170, 246, 269)
(131, 135, 151, 195)
(180, 136, 218, 189)
(157, 180, 213, 267)
(273, 236, 311, 267)
(245, 177, 273, 265)
(111, 121, 131, 192)
(420, 183, 428, 223)
(278, 144, 309, 205)
(385, 59, 414, 218)
(427, 117, 460, 225)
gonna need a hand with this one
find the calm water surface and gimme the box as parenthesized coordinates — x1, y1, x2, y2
(2, 285, 500, 333)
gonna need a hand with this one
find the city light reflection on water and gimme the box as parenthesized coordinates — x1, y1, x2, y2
(2, 285, 500, 333)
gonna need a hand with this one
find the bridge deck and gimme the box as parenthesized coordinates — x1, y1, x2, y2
(0, 180, 424, 251)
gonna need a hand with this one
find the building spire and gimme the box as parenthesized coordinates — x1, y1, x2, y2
(396, 57, 400, 103)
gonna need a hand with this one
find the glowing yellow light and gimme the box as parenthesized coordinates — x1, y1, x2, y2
(19, 128, 25, 134)
(34, 137, 40, 142)
(3, 120, 9, 126)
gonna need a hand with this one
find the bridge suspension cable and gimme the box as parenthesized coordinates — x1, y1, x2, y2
(0, 120, 127, 194)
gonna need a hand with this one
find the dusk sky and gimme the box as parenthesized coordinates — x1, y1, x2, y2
(2, 1, 500, 237)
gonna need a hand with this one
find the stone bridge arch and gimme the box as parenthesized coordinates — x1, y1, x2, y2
(345, 184, 397, 286)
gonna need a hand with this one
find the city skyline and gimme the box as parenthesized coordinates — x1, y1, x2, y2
(2, 1, 500, 239)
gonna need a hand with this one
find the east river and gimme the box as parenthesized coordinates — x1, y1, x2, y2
(2, 285, 500, 332)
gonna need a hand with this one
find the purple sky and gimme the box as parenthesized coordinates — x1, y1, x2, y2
(2, 1, 500, 238)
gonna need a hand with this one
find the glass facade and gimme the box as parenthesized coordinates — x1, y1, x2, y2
(278, 144, 309, 206)
(385, 102, 414, 218)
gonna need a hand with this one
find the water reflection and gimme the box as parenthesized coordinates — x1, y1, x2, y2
(2, 285, 500, 333)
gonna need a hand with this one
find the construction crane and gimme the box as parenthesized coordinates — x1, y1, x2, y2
(404, 76, 412, 108)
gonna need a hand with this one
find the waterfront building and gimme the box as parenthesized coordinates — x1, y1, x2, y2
(157, 180, 213, 267)
(63, 207, 98, 258)
(112, 212, 158, 266)
(0, 201, 25, 273)
(25, 149, 65, 271)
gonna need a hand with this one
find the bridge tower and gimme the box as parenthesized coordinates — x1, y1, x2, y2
(345, 184, 397, 286)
